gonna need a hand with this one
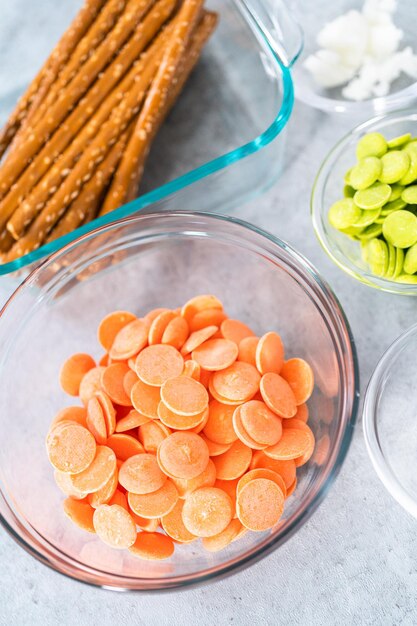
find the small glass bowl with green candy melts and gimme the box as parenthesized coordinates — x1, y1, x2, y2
(366, 238, 389, 276)
(379, 150, 410, 184)
(356, 132, 387, 159)
(382, 210, 417, 249)
(328, 198, 362, 230)
(354, 183, 391, 210)
(350, 157, 381, 190)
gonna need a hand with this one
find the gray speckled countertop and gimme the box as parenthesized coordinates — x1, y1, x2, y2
(1, 1, 417, 624)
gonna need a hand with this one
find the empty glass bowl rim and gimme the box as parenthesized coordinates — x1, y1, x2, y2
(0, 210, 359, 590)
(311, 108, 417, 295)
(0, 0, 295, 277)
(363, 321, 417, 519)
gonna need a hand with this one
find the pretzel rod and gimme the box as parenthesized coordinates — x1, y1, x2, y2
(0, 230, 14, 255)
(0, 0, 156, 200)
(5, 51, 163, 261)
(0, 0, 106, 159)
(47, 128, 131, 243)
(101, 0, 204, 214)
(124, 9, 218, 203)
(2, 5, 176, 237)
(15, 0, 131, 146)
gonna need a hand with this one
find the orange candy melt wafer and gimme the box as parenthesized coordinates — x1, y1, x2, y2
(129, 532, 175, 560)
(98, 311, 136, 351)
(239, 400, 282, 446)
(295, 402, 309, 423)
(47, 422, 96, 474)
(200, 434, 232, 457)
(232, 405, 268, 451)
(255, 332, 284, 375)
(260, 372, 297, 418)
(63, 498, 95, 533)
(109, 318, 149, 361)
(161, 500, 197, 543)
(131, 378, 160, 419)
(70, 445, 117, 493)
(181, 294, 223, 323)
(169, 458, 216, 498)
(203, 399, 237, 444)
(280, 358, 314, 405)
(236, 478, 284, 531)
(189, 307, 227, 332)
(182, 487, 233, 537)
(237, 468, 286, 498)
(101, 363, 131, 406)
(202, 518, 242, 552)
(250, 452, 296, 489)
(52, 406, 87, 428)
(158, 431, 209, 479)
(60, 353, 96, 396)
(115, 409, 150, 433)
(54, 470, 88, 500)
(95, 390, 116, 436)
(157, 401, 207, 431)
(88, 469, 119, 508)
(79, 366, 105, 406)
(106, 434, 144, 461)
(181, 325, 219, 355)
(123, 369, 139, 397)
(182, 359, 201, 381)
(135, 344, 184, 387)
(128, 480, 178, 519)
(192, 338, 238, 371)
(211, 361, 260, 404)
(138, 420, 170, 453)
(221, 318, 255, 345)
(162, 315, 189, 350)
(148, 310, 176, 345)
(86, 396, 107, 444)
(93, 504, 136, 549)
(238, 336, 259, 367)
(161, 376, 208, 417)
(212, 439, 252, 481)
(264, 426, 314, 461)
(119, 453, 166, 495)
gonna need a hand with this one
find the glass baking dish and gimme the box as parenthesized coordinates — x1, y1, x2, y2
(0, 0, 301, 279)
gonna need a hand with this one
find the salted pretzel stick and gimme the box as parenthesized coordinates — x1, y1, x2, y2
(124, 10, 218, 204)
(0, 0, 155, 201)
(3, 4, 176, 237)
(15, 0, 131, 146)
(0, 230, 14, 255)
(0, 0, 106, 159)
(47, 129, 131, 243)
(101, 0, 204, 214)
(5, 53, 162, 261)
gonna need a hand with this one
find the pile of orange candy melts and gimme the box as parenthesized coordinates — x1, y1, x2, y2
(46, 295, 315, 561)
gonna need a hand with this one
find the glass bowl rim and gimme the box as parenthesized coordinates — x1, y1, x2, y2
(311, 108, 417, 296)
(363, 320, 417, 519)
(0, 210, 360, 591)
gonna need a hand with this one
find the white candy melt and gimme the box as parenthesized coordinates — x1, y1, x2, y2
(303, 0, 417, 101)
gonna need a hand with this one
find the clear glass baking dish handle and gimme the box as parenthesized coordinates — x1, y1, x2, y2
(238, 0, 304, 67)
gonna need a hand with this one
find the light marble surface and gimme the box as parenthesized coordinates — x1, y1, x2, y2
(1, 2, 417, 625)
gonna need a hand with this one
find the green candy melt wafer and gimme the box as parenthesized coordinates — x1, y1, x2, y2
(352, 207, 381, 228)
(382, 210, 417, 248)
(379, 150, 410, 184)
(356, 132, 387, 159)
(401, 185, 417, 204)
(388, 183, 404, 202)
(343, 185, 355, 198)
(396, 274, 417, 284)
(380, 198, 407, 215)
(403, 242, 417, 275)
(399, 144, 417, 185)
(359, 223, 383, 240)
(349, 157, 381, 190)
(387, 133, 412, 149)
(385, 242, 396, 279)
(354, 183, 391, 210)
(328, 198, 362, 229)
(367, 238, 389, 276)
(394, 246, 404, 278)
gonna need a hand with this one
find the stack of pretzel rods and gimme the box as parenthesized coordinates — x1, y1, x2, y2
(0, 0, 218, 262)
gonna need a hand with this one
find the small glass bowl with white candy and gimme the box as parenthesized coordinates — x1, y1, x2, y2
(291, 0, 417, 115)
